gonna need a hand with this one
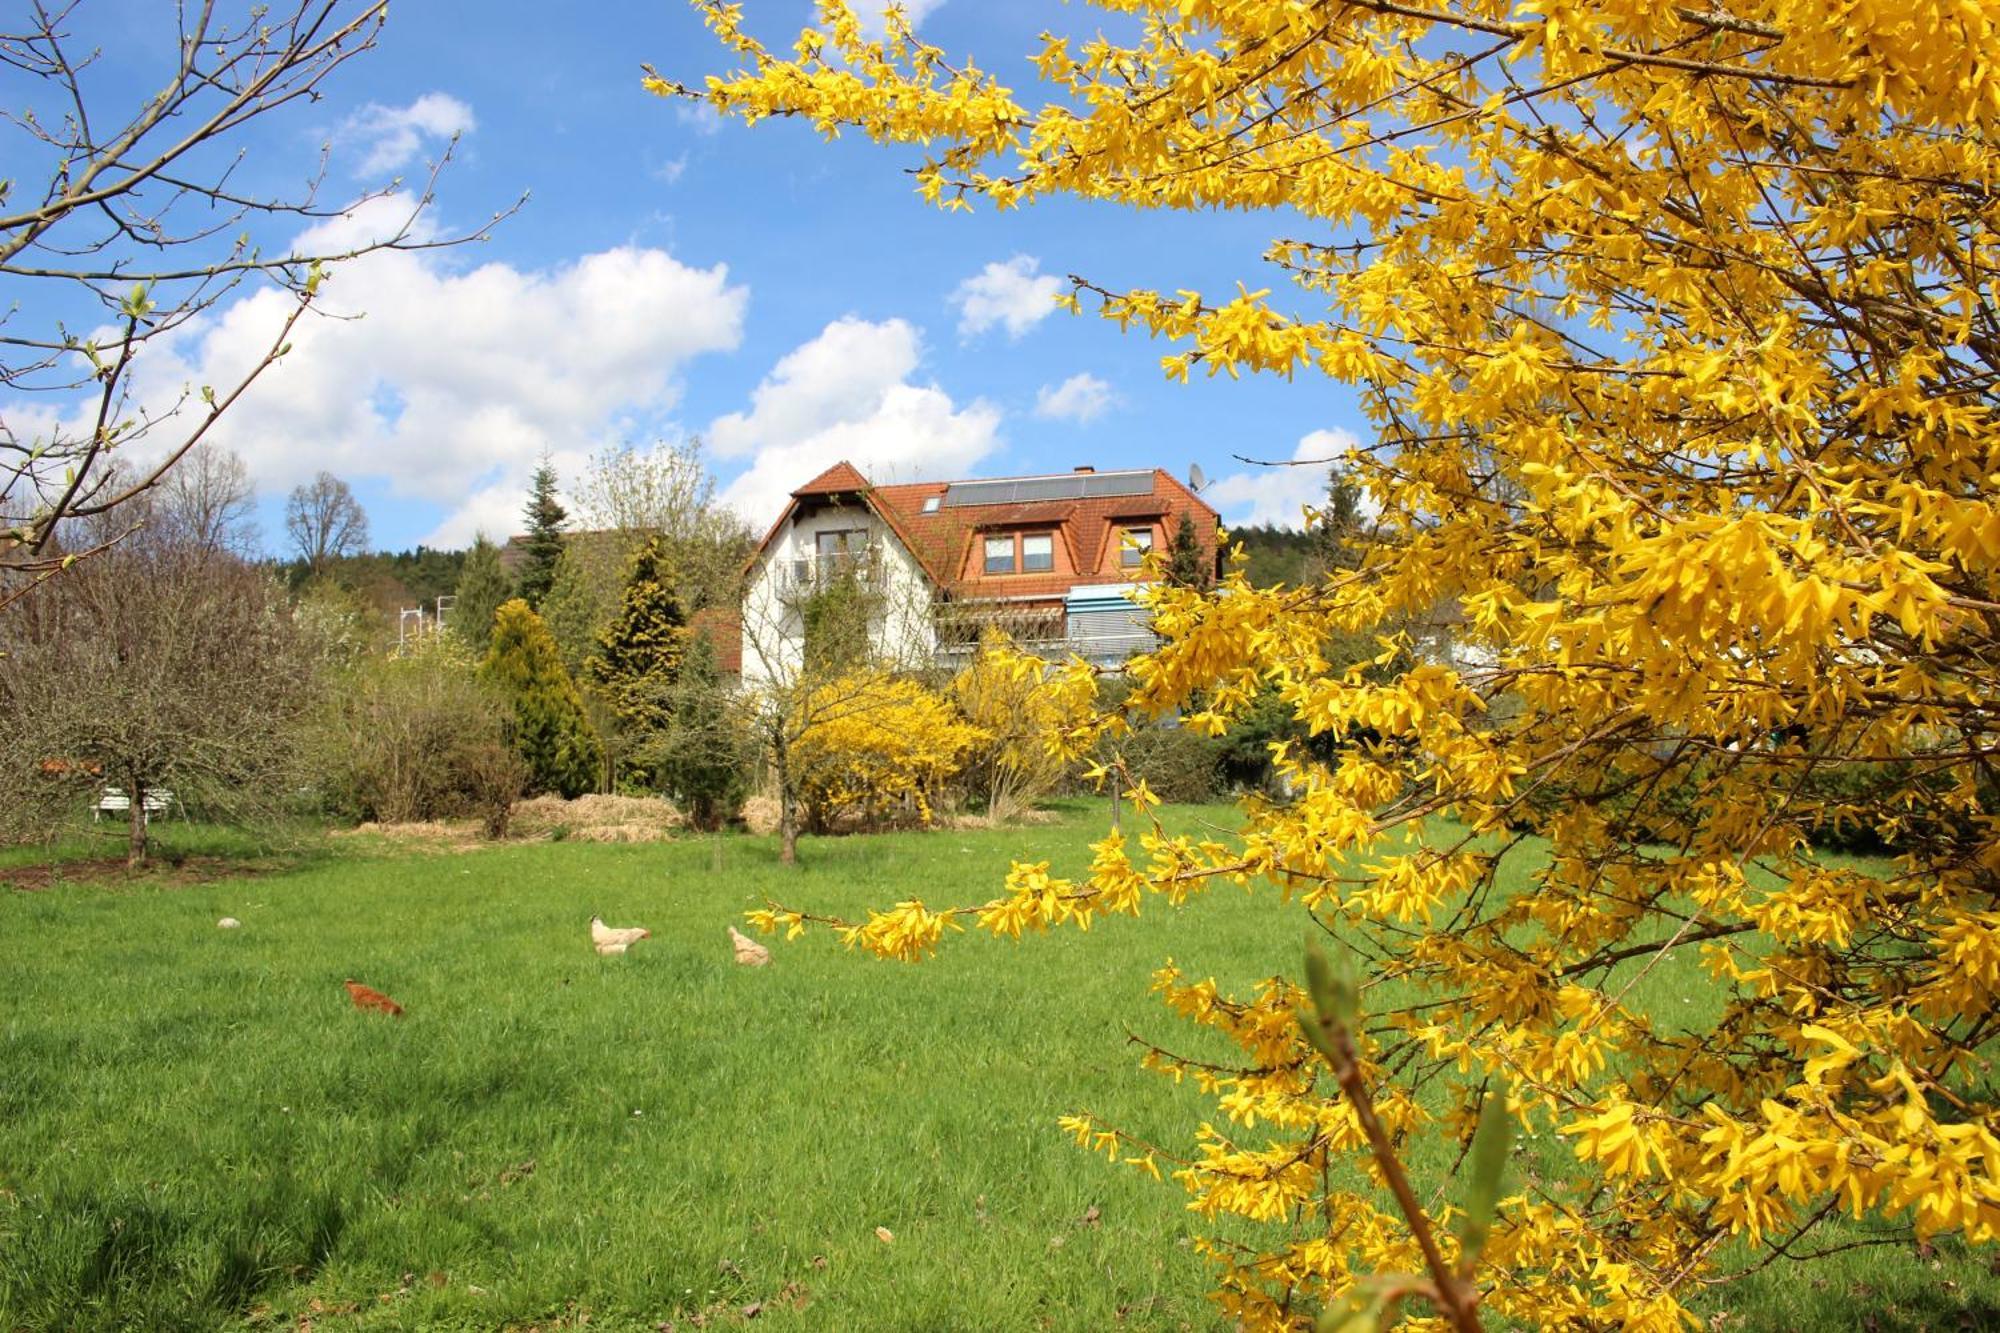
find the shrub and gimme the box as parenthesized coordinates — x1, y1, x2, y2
(636, 632, 751, 831)
(949, 635, 1090, 819)
(1114, 720, 1224, 804)
(313, 636, 521, 825)
(791, 673, 984, 832)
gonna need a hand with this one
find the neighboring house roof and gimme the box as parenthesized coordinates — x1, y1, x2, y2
(497, 527, 625, 576)
(750, 461, 1221, 602)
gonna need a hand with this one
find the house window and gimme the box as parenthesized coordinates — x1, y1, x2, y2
(982, 532, 1057, 575)
(816, 529, 867, 559)
(1120, 526, 1154, 569)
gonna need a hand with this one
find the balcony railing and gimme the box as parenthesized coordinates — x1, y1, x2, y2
(931, 624, 1158, 669)
(779, 549, 882, 592)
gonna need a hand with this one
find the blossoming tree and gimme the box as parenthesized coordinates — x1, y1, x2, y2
(659, 2, 2000, 1327)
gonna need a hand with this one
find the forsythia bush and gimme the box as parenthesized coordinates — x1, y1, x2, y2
(791, 672, 983, 832)
(950, 632, 1092, 819)
(682, 1, 2000, 1328)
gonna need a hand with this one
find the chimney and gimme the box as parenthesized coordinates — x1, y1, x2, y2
(1073, 465, 1095, 473)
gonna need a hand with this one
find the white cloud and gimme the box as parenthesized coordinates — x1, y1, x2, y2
(854, 0, 946, 38)
(950, 254, 1062, 339)
(676, 103, 725, 137)
(652, 153, 689, 185)
(709, 316, 1001, 531)
(1034, 372, 1116, 424)
(92, 193, 748, 547)
(342, 92, 475, 176)
(1205, 429, 1359, 528)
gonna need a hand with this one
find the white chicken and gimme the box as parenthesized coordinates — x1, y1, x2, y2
(591, 915, 651, 957)
(728, 925, 771, 967)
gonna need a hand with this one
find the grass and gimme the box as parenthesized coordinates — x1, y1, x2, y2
(0, 803, 1993, 1331)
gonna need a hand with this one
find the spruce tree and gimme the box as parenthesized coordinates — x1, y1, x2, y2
(481, 598, 602, 797)
(1166, 511, 1210, 589)
(587, 536, 688, 746)
(517, 460, 568, 609)
(450, 534, 513, 654)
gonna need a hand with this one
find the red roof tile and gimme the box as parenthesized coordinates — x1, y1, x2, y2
(746, 464, 1222, 606)
(792, 461, 870, 497)
(871, 468, 1220, 600)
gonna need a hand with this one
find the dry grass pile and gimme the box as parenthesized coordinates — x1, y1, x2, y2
(509, 793, 682, 843)
(334, 821, 488, 851)
(739, 794, 780, 836)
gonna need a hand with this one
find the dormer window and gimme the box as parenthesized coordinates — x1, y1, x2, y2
(1120, 526, 1154, 569)
(982, 531, 1058, 575)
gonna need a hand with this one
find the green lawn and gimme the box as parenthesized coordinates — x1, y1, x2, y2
(0, 805, 1991, 1331)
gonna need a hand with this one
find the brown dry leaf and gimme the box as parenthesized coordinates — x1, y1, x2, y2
(874, 1226, 894, 1244)
(1080, 1204, 1101, 1228)
(729, 925, 771, 967)
(809, 1254, 828, 1271)
(740, 1302, 763, 1319)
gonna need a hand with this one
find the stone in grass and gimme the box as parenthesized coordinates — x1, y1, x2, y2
(218, 917, 242, 929)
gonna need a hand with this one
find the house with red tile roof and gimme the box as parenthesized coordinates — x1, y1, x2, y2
(737, 460, 1220, 687)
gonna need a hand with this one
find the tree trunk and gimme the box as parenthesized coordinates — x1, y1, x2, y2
(773, 731, 799, 866)
(127, 774, 149, 866)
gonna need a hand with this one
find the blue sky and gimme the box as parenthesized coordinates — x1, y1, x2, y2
(34, 1, 1365, 552)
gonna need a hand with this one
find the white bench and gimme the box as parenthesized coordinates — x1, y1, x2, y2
(94, 787, 177, 823)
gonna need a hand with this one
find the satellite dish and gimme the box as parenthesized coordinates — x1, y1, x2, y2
(1188, 462, 1208, 492)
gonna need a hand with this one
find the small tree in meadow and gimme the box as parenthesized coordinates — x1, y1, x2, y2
(481, 599, 601, 798)
(639, 631, 750, 829)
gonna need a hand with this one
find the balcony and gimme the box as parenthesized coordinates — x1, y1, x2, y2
(930, 595, 1157, 670)
(779, 549, 882, 593)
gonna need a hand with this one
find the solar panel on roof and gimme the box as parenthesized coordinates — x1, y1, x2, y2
(1083, 472, 1152, 498)
(942, 470, 1152, 508)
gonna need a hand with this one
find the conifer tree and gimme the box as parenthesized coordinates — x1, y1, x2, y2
(1314, 469, 1368, 575)
(541, 544, 612, 680)
(481, 598, 601, 798)
(587, 536, 688, 752)
(1165, 511, 1209, 590)
(450, 534, 514, 655)
(517, 459, 568, 609)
